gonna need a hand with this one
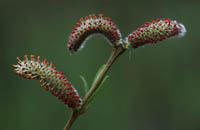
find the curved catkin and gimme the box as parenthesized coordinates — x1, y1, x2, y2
(13, 54, 82, 108)
(125, 18, 186, 49)
(68, 14, 122, 53)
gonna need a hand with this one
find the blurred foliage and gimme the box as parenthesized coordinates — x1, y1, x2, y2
(1, 0, 200, 130)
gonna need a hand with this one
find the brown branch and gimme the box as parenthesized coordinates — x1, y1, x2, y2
(63, 109, 79, 130)
(63, 45, 125, 130)
(82, 45, 125, 107)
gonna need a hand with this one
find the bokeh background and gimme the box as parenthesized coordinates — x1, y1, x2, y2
(1, 0, 200, 130)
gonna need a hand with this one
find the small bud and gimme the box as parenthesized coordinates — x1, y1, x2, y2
(125, 18, 186, 49)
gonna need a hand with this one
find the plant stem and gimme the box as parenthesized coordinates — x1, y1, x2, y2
(82, 45, 125, 106)
(63, 45, 125, 130)
(63, 109, 79, 130)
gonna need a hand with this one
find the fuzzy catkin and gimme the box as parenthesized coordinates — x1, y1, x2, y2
(125, 18, 186, 48)
(68, 14, 122, 52)
(13, 54, 82, 108)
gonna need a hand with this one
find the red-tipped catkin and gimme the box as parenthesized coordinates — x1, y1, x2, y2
(68, 14, 122, 52)
(13, 54, 82, 108)
(125, 18, 186, 48)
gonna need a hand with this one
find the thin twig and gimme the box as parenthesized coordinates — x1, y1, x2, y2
(63, 109, 78, 130)
(63, 45, 125, 130)
(82, 45, 125, 107)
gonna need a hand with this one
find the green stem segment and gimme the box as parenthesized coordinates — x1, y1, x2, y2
(63, 45, 125, 130)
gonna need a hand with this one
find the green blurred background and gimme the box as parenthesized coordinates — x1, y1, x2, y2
(1, 0, 200, 130)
